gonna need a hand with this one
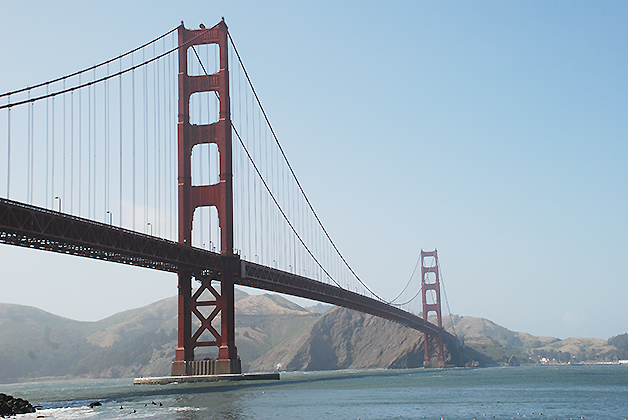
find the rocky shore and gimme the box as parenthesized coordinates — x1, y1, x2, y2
(0, 393, 36, 416)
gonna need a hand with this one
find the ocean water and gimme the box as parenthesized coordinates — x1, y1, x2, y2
(1, 365, 627, 419)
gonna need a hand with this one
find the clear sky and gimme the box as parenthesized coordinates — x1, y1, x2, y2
(0, 1, 626, 340)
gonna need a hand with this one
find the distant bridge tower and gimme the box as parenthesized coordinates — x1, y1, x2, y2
(172, 19, 241, 376)
(421, 249, 445, 367)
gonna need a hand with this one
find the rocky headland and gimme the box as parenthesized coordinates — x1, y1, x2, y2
(0, 393, 35, 416)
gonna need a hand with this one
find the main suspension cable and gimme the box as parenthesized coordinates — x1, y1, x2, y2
(0, 27, 178, 99)
(388, 252, 421, 304)
(231, 123, 343, 289)
(391, 285, 423, 307)
(189, 45, 343, 288)
(226, 30, 385, 302)
(0, 28, 210, 110)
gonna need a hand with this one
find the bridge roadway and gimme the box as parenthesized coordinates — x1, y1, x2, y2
(0, 197, 455, 343)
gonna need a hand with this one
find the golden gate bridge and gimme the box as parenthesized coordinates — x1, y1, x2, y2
(0, 20, 458, 376)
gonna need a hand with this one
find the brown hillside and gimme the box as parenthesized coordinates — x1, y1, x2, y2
(249, 307, 461, 372)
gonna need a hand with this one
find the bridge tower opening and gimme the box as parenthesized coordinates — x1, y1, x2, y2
(172, 19, 241, 376)
(421, 249, 445, 368)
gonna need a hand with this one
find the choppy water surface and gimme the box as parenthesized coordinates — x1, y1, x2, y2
(1, 365, 627, 419)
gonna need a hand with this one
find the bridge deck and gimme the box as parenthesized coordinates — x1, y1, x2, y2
(0, 198, 454, 342)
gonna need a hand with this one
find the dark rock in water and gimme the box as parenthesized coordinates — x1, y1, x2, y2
(0, 393, 36, 416)
(89, 401, 102, 408)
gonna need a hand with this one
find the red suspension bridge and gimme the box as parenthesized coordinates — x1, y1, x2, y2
(0, 20, 458, 375)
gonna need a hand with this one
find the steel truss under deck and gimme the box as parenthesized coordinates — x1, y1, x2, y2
(0, 197, 455, 343)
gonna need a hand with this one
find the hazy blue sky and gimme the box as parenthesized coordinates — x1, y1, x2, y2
(0, 1, 626, 340)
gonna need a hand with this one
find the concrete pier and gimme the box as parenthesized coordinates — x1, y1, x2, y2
(134, 372, 280, 385)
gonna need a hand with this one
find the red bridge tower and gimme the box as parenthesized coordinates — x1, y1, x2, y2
(171, 20, 241, 376)
(421, 249, 445, 367)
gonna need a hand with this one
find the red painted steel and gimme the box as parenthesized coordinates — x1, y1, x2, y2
(0, 198, 227, 273)
(240, 260, 455, 340)
(174, 19, 239, 374)
(0, 19, 459, 371)
(421, 249, 445, 367)
(0, 198, 457, 363)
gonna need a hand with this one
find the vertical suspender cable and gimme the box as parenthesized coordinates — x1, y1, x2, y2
(238, 54, 243, 254)
(79, 75, 82, 216)
(46, 86, 49, 208)
(253, 96, 258, 260)
(245, 83, 251, 257)
(87, 83, 91, 218)
(63, 82, 66, 210)
(168, 34, 174, 240)
(132, 53, 136, 231)
(120, 57, 123, 227)
(6, 95, 10, 198)
(437, 258, 457, 338)
(144, 47, 148, 232)
(154, 43, 159, 236)
(93, 67, 97, 219)
(51, 97, 55, 206)
(163, 38, 168, 238)
(106, 63, 110, 221)
(103, 68, 107, 220)
(31, 100, 34, 203)
(153, 43, 158, 235)
(228, 33, 384, 300)
(27, 91, 31, 202)
(169, 35, 175, 240)
(71, 90, 74, 213)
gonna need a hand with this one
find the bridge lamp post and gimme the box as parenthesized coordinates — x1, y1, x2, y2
(54, 196, 61, 212)
(147, 222, 152, 236)
(106, 211, 112, 225)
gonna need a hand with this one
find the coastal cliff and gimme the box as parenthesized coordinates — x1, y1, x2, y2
(250, 307, 462, 371)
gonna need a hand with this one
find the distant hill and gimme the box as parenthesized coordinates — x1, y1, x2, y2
(608, 333, 628, 359)
(251, 311, 625, 371)
(0, 303, 97, 383)
(0, 289, 319, 383)
(445, 315, 622, 365)
(233, 294, 320, 365)
(249, 307, 463, 372)
(1, 294, 625, 383)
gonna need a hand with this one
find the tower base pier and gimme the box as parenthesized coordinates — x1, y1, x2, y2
(136, 371, 278, 385)
(171, 358, 242, 376)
